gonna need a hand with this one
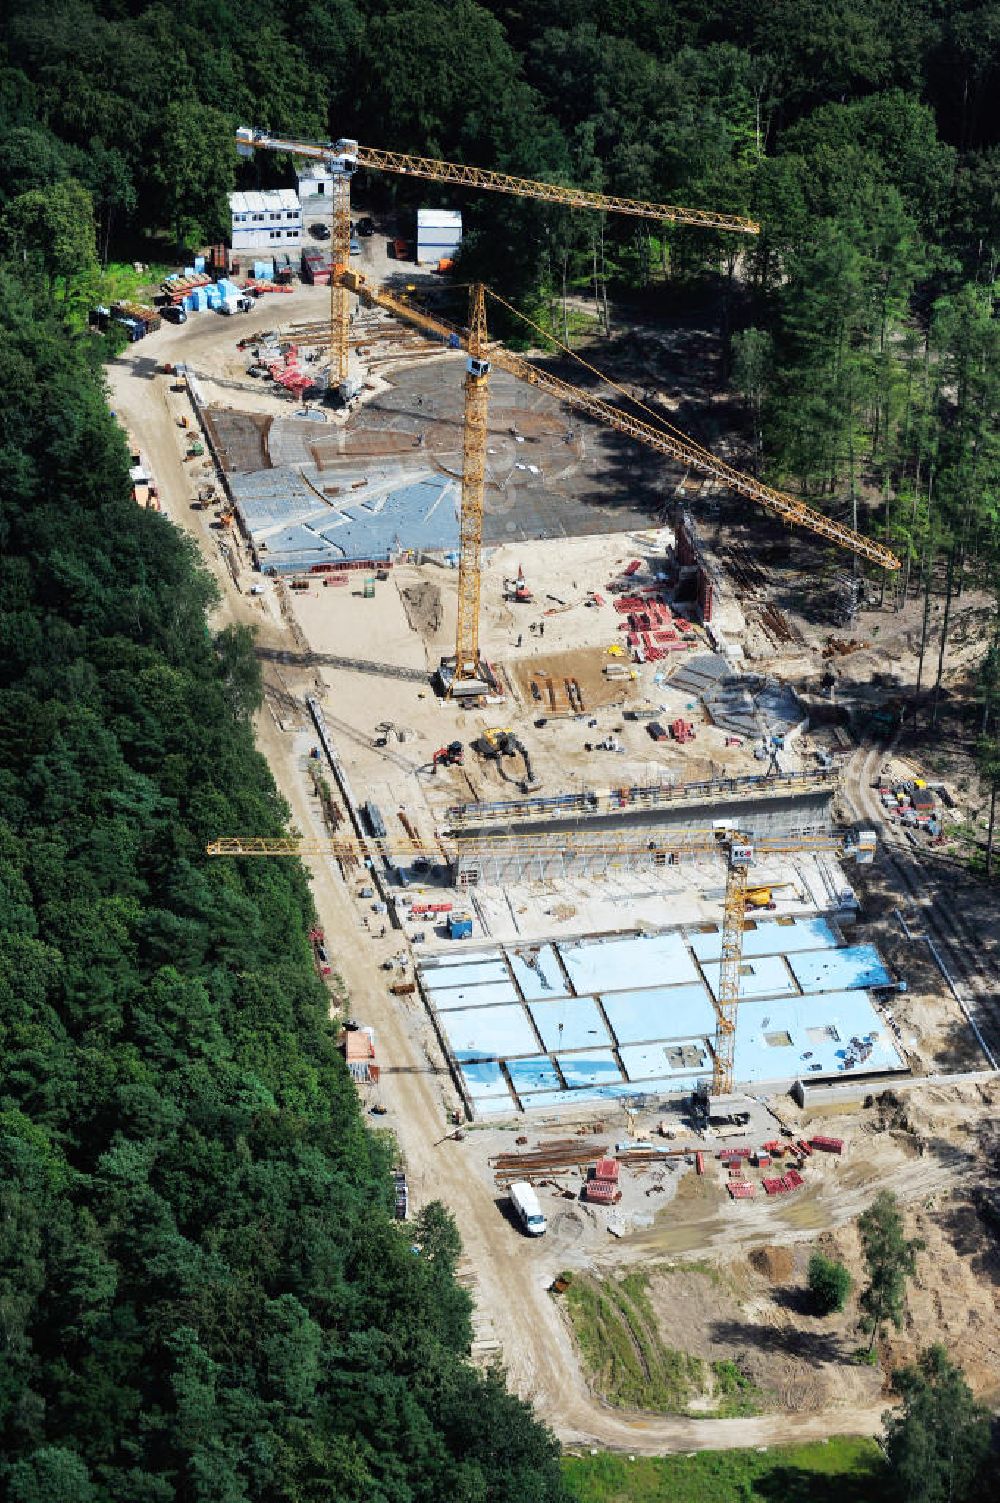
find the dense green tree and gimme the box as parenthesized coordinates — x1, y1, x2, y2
(152, 100, 235, 253)
(883, 1346, 992, 1503)
(0, 179, 97, 292)
(807, 1251, 853, 1315)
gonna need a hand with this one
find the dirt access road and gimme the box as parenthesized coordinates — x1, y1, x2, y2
(104, 321, 898, 1454)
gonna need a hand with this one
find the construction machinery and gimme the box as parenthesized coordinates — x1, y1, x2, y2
(472, 727, 540, 793)
(236, 127, 757, 403)
(744, 882, 792, 910)
(208, 821, 875, 1097)
(431, 741, 464, 771)
(503, 565, 533, 604)
(337, 270, 901, 695)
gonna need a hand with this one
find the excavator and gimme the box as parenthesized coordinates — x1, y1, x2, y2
(473, 728, 540, 793)
(431, 741, 464, 772)
(503, 565, 533, 604)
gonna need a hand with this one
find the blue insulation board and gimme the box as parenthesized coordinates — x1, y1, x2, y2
(506, 1057, 563, 1095)
(788, 945, 892, 993)
(620, 1039, 710, 1081)
(424, 948, 503, 968)
(418, 925, 905, 1116)
(422, 959, 511, 989)
(462, 1060, 512, 1099)
(701, 953, 795, 1001)
(555, 1050, 623, 1089)
(508, 944, 570, 1000)
(425, 980, 520, 1010)
(688, 915, 837, 963)
(734, 990, 904, 1079)
(528, 996, 610, 1051)
(600, 983, 717, 1043)
(439, 1004, 538, 1061)
(560, 931, 699, 994)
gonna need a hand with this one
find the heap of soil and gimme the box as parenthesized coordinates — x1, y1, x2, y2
(747, 1246, 795, 1283)
(400, 582, 443, 636)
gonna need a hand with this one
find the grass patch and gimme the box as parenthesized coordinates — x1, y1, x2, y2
(565, 1271, 704, 1412)
(562, 1436, 886, 1503)
(709, 1358, 763, 1418)
(62, 260, 173, 331)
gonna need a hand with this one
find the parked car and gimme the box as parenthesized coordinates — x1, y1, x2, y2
(357, 216, 376, 236)
(349, 237, 361, 255)
(389, 237, 410, 260)
(161, 304, 187, 324)
(647, 721, 668, 742)
(310, 222, 331, 240)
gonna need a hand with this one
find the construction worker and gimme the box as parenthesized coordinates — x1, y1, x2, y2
(516, 633, 523, 647)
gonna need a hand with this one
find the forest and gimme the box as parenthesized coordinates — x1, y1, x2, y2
(1, 1, 999, 1498)
(0, 275, 565, 1497)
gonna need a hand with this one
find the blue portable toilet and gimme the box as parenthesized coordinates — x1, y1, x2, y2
(194, 255, 205, 273)
(448, 914, 473, 940)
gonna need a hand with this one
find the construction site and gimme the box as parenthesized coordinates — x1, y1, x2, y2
(105, 125, 1000, 1447)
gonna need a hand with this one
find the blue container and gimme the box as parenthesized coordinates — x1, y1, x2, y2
(449, 916, 474, 940)
(194, 255, 205, 273)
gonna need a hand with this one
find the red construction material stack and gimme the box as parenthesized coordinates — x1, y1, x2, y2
(624, 559, 642, 575)
(762, 1176, 787, 1196)
(728, 1181, 755, 1199)
(718, 1146, 752, 1160)
(585, 1157, 622, 1205)
(809, 1136, 844, 1154)
(797, 1139, 814, 1157)
(784, 1168, 805, 1189)
(695, 1151, 704, 1175)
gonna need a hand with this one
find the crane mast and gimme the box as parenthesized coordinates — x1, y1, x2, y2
(453, 286, 491, 689)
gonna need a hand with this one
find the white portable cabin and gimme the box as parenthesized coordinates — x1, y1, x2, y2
(416, 208, 462, 265)
(229, 189, 302, 252)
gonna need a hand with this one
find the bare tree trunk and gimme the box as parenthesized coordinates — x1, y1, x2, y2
(987, 781, 997, 881)
(916, 528, 936, 695)
(901, 457, 921, 605)
(561, 253, 569, 346)
(598, 219, 610, 337)
(930, 546, 957, 729)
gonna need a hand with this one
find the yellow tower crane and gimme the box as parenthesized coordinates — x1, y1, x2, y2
(207, 823, 876, 1097)
(337, 269, 900, 691)
(235, 125, 757, 402)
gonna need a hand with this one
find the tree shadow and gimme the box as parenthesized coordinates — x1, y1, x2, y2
(938, 1197, 1000, 1286)
(709, 1317, 845, 1365)
(754, 1458, 885, 1503)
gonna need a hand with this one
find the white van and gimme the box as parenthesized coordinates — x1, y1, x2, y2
(508, 1180, 547, 1236)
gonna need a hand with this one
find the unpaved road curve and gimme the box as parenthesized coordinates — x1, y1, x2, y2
(107, 322, 890, 1454)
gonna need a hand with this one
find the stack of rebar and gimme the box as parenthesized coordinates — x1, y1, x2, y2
(491, 1139, 609, 1185)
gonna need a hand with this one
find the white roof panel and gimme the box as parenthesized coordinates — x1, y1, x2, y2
(418, 209, 463, 228)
